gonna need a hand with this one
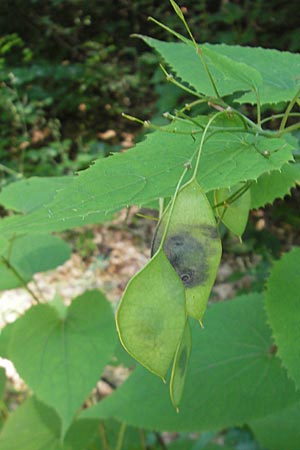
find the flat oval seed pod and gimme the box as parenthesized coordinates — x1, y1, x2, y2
(215, 185, 251, 238)
(116, 250, 186, 379)
(152, 179, 222, 321)
(170, 319, 192, 410)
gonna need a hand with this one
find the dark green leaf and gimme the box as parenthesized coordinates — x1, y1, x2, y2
(250, 162, 300, 209)
(0, 234, 71, 290)
(9, 290, 116, 435)
(0, 122, 292, 237)
(82, 293, 300, 431)
(250, 401, 300, 450)
(0, 396, 99, 450)
(0, 177, 73, 213)
(265, 247, 300, 389)
(0, 368, 5, 402)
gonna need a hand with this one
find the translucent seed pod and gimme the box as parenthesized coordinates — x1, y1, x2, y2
(152, 179, 222, 321)
(215, 184, 251, 238)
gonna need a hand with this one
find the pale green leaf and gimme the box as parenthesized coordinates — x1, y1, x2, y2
(0, 176, 73, 213)
(138, 36, 262, 98)
(0, 123, 293, 237)
(9, 290, 116, 435)
(152, 180, 222, 320)
(0, 367, 5, 402)
(170, 319, 192, 409)
(250, 162, 300, 209)
(82, 293, 300, 431)
(0, 234, 71, 290)
(215, 184, 251, 237)
(265, 247, 300, 389)
(0, 396, 62, 450)
(88, 419, 145, 450)
(117, 250, 186, 379)
(250, 401, 300, 450)
(0, 396, 99, 450)
(138, 36, 300, 105)
(0, 322, 14, 358)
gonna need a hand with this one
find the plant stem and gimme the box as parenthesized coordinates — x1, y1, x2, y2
(154, 432, 167, 450)
(147, 17, 191, 45)
(115, 422, 126, 450)
(1, 256, 41, 304)
(254, 88, 261, 127)
(261, 112, 300, 124)
(158, 165, 190, 251)
(98, 422, 110, 450)
(191, 111, 225, 182)
(0, 164, 23, 178)
(280, 89, 300, 130)
(160, 64, 203, 99)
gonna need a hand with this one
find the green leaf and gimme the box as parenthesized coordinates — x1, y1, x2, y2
(89, 419, 146, 450)
(0, 396, 62, 450)
(250, 162, 300, 209)
(117, 250, 186, 379)
(0, 176, 73, 213)
(250, 401, 300, 450)
(215, 184, 251, 237)
(0, 322, 15, 358)
(0, 122, 293, 237)
(170, 319, 192, 410)
(82, 293, 300, 431)
(151, 179, 222, 320)
(0, 234, 71, 290)
(0, 396, 99, 450)
(9, 290, 116, 435)
(265, 247, 300, 389)
(169, 0, 184, 21)
(138, 37, 300, 105)
(138, 36, 262, 98)
(0, 367, 5, 402)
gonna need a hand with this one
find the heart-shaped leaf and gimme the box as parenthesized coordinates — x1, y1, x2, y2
(9, 290, 116, 435)
(265, 247, 300, 389)
(83, 293, 300, 431)
(0, 396, 99, 450)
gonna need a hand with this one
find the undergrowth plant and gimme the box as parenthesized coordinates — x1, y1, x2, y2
(0, 2, 300, 449)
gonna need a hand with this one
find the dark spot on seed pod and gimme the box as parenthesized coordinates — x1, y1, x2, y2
(178, 346, 187, 376)
(198, 224, 219, 239)
(163, 232, 209, 288)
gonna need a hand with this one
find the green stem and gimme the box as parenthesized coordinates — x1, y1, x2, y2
(276, 122, 300, 135)
(254, 88, 261, 127)
(0, 164, 23, 178)
(174, 111, 205, 129)
(147, 17, 191, 45)
(213, 182, 253, 209)
(98, 423, 110, 450)
(1, 256, 41, 304)
(158, 165, 190, 251)
(121, 113, 144, 125)
(261, 112, 300, 124)
(191, 111, 225, 182)
(160, 64, 203, 99)
(115, 422, 126, 450)
(196, 46, 220, 98)
(179, 98, 208, 113)
(279, 89, 300, 130)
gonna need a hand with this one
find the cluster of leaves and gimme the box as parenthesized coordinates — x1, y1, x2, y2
(1, 0, 300, 182)
(0, 1, 300, 449)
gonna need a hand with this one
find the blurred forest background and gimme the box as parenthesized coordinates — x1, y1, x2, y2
(1, 0, 299, 183)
